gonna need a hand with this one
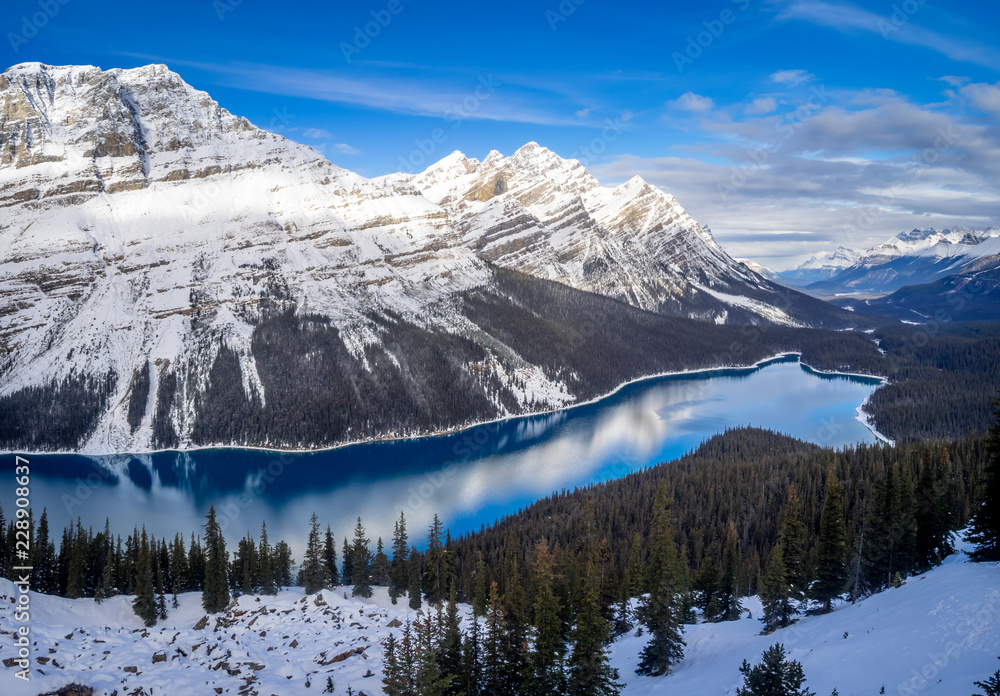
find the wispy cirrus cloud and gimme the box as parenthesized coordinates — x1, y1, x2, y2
(770, 69, 816, 86)
(778, 0, 1000, 70)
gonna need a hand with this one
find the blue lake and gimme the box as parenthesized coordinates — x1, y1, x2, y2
(1, 355, 883, 551)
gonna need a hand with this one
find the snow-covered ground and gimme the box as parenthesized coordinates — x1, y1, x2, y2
(2, 542, 997, 695)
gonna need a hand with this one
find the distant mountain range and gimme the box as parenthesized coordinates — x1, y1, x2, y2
(778, 227, 1000, 296)
(0, 63, 865, 452)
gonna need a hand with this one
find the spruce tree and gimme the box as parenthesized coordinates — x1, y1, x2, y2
(914, 451, 952, 570)
(736, 643, 814, 696)
(324, 526, 339, 587)
(972, 658, 1000, 696)
(409, 547, 423, 609)
(462, 614, 483, 696)
(779, 485, 808, 603)
(342, 537, 354, 583)
(481, 582, 515, 695)
(201, 505, 230, 613)
(424, 514, 446, 605)
(567, 549, 622, 696)
(390, 512, 409, 603)
(615, 532, 644, 635)
(373, 537, 390, 586)
(259, 521, 277, 595)
(694, 551, 722, 622)
(439, 585, 465, 696)
(760, 543, 793, 633)
(812, 474, 848, 613)
(132, 528, 158, 626)
(302, 513, 329, 594)
(718, 520, 744, 621)
(351, 516, 373, 598)
(636, 484, 685, 677)
(969, 392, 1000, 562)
(525, 540, 566, 696)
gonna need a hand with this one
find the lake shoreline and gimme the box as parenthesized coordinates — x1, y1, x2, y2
(4, 352, 890, 458)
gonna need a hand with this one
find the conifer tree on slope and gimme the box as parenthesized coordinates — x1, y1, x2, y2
(524, 540, 566, 696)
(969, 391, 1000, 562)
(636, 483, 685, 676)
(302, 513, 330, 594)
(760, 543, 793, 633)
(736, 643, 814, 696)
(259, 521, 277, 595)
(390, 512, 409, 604)
(567, 548, 622, 696)
(718, 520, 744, 621)
(351, 516, 373, 598)
(778, 485, 808, 604)
(324, 525, 339, 587)
(202, 505, 230, 613)
(811, 473, 848, 613)
(132, 528, 158, 627)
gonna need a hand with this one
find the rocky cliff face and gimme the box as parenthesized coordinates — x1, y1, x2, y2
(0, 63, 856, 453)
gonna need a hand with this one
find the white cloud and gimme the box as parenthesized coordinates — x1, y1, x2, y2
(576, 108, 592, 118)
(668, 92, 715, 111)
(770, 69, 816, 86)
(939, 75, 970, 87)
(778, 0, 1000, 70)
(961, 82, 1000, 116)
(745, 97, 778, 115)
(332, 143, 361, 155)
(302, 128, 332, 139)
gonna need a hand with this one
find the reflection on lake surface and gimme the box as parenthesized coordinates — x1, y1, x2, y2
(1, 356, 883, 551)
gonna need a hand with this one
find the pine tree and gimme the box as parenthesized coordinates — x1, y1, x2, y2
(694, 551, 722, 622)
(472, 553, 489, 616)
(351, 517, 373, 598)
(969, 391, 1000, 562)
(812, 473, 848, 613)
(972, 657, 1000, 696)
(65, 519, 87, 599)
(132, 528, 158, 627)
(154, 551, 168, 621)
(324, 526, 339, 587)
(409, 547, 423, 610)
(760, 543, 793, 633)
(736, 643, 815, 696)
(373, 537, 390, 586)
(567, 549, 622, 696)
(201, 505, 230, 613)
(390, 512, 409, 604)
(342, 537, 354, 583)
(424, 514, 446, 605)
(914, 450, 952, 571)
(439, 585, 465, 696)
(481, 582, 515, 695)
(462, 614, 483, 696)
(778, 485, 808, 604)
(302, 513, 329, 594)
(188, 533, 206, 591)
(636, 484, 685, 677)
(614, 532, 644, 635)
(259, 522, 277, 595)
(382, 632, 406, 696)
(274, 540, 293, 589)
(718, 520, 744, 622)
(32, 508, 53, 593)
(525, 540, 566, 696)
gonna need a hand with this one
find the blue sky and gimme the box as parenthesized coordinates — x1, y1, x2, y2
(5, 0, 1000, 267)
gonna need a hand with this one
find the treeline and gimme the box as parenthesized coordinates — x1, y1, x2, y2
(2, 421, 997, 695)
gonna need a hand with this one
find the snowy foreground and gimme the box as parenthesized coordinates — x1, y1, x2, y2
(1, 549, 998, 696)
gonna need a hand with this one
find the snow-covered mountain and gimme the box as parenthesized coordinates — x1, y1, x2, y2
(0, 63, 858, 453)
(807, 226, 1000, 295)
(778, 246, 861, 286)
